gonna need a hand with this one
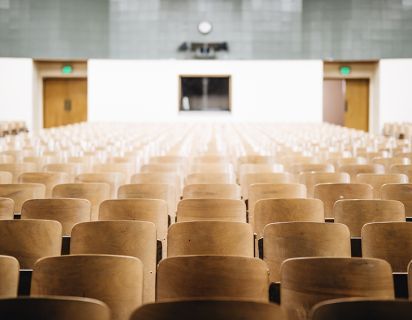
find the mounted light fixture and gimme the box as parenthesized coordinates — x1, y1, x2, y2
(198, 21, 213, 35)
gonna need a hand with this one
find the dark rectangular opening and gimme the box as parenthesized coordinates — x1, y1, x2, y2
(179, 75, 231, 111)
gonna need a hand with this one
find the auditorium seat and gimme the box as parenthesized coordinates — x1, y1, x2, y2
(176, 198, 246, 222)
(185, 172, 235, 185)
(167, 221, 253, 257)
(263, 222, 351, 282)
(52, 183, 110, 221)
(117, 183, 176, 220)
(44, 163, 87, 182)
(241, 173, 293, 200)
(0, 220, 61, 268)
(299, 172, 350, 197)
(0, 184, 45, 213)
(362, 222, 412, 272)
(131, 172, 181, 200)
(314, 183, 373, 219)
(130, 300, 285, 320)
(334, 199, 405, 237)
(0, 296, 110, 320)
(339, 164, 385, 182)
(281, 257, 394, 320)
(380, 183, 412, 217)
(21, 198, 92, 236)
(0, 198, 14, 220)
(70, 220, 156, 302)
(254, 198, 324, 239)
(156, 255, 269, 302)
(372, 157, 411, 172)
(0, 171, 12, 184)
(31, 254, 143, 320)
(391, 164, 412, 181)
(288, 163, 334, 175)
(311, 298, 412, 320)
(0, 163, 37, 183)
(0, 255, 19, 297)
(18, 172, 70, 197)
(93, 163, 135, 183)
(248, 183, 306, 225)
(182, 183, 241, 200)
(356, 173, 408, 198)
(189, 163, 234, 174)
(76, 172, 125, 198)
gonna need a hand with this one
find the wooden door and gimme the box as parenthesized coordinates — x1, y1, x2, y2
(344, 79, 369, 131)
(43, 78, 87, 128)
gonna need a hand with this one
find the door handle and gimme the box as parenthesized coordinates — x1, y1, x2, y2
(64, 99, 72, 112)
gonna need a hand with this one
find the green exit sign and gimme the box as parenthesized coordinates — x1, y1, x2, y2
(339, 66, 351, 75)
(61, 65, 73, 74)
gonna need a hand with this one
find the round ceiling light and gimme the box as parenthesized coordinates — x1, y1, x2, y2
(198, 21, 213, 35)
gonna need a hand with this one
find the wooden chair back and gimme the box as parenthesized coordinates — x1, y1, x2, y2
(0, 171, 12, 184)
(31, 254, 144, 320)
(177, 199, 246, 223)
(71, 220, 156, 302)
(0, 296, 111, 320)
(52, 183, 110, 221)
(299, 172, 350, 198)
(311, 298, 412, 320)
(18, 172, 70, 197)
(131, 172, 181, 200)
(168, 221, 253, 257)
(0, 183, 45, 213)
(241, 173, 293, 200)
(76, 172, 125, 198)
(264, 222, 350, 282)
(254, 198, 324, 238)
(381, 183, 412, 217)
(334, 199, 405, 237)
(0, 198, 14, 220)
(313, 183, 373, 218)
(182, 184, 241, 200)
(130, 300, 284, 320)
(0, 255, 19, 298)
(288, 163, 334, 175)
(356, 173, 408, 198)
(339, 164, 385, 182)
(281, 257, 394, 320)
(157, 256, 269, 302)
(0, 219, 61, 268)
(21, 198, 91, 236)
(185, 173, 235, 185)
(362, 222, 412, 272)
(93, 163, 135, 182)
(391, 164, 412, 181)
(0, 163, 37, 183)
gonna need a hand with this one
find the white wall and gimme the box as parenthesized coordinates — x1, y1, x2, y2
(379, 59, 412, 129)
(0, 58, 33, 129)
(88, 59, 323, 122)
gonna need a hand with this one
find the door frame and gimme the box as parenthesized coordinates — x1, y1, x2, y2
(43, 77, 88, 129)
(33, 60, 88, 132)
(323, 61, 379, 134)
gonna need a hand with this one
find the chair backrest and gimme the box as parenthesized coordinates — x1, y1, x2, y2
(372, 157, 411, 172)
(339, 164, 385, 182)
(18, 172, 70, 198)
(0, 163, 37, 183)
(313, 183, 373, 218)
(0, 219, 62, 268)
(263, 222, 351, 282)
(189, 163, 234, 174)
(281, 257, 394, 320)
(254, 198, 324, 238)
(0, 198, 14, 220)
(0, 171, 12, 184)
(185, 173, 235, 185)
(356, 173, 408, 198)
(44, 163, 87, 181)
(0, 183, 46, 213)
(241, 173, 293, 200)
(299, 172, 350, 198)
(362, 222, 412, 272)
(248, 183, 307, 225)
(168, 221, 253, 257)
(131, 172, 181, 201)
(99, 199, 168, 242)
(0, 296, 111, 320)
(334, 199, 405, 237)
(157, 255, 269, 302)
(21, 198, 91, 236)
(238, 155, 275, 166)
(31, 254, 143, 320)
(93, 163, 135, 182)
(239, 163, 284, 181)
(176, 199, 246, 223)
(0, 255, 19, 298)
(391, 164, 412, 181)
(52, 183, 110, 221)
(182, 183, 241, 200)
(288, 163, 334, 175)
(141, 163, 183, 175)
(381, 183, 412, 217)
(71, 220, 156, 303)
(76, 172, 125, 198)
(311, 298, 412, 320)
(130, 300, 284, 320)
